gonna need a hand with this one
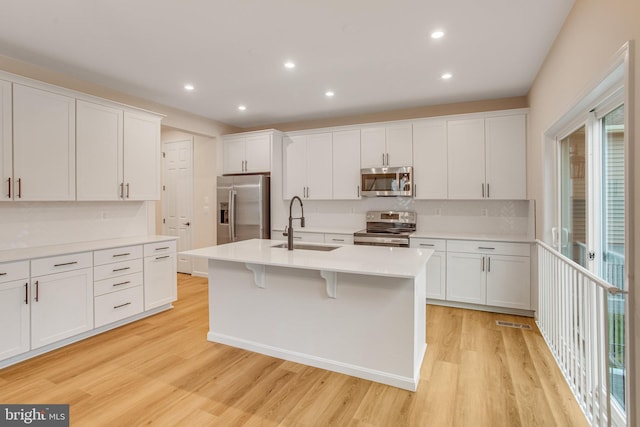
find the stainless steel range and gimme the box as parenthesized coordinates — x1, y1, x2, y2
(353, 211, 416, 247)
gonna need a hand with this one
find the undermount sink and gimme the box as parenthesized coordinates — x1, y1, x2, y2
(271, 243, 339, 252)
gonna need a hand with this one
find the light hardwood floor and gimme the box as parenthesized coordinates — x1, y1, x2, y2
(0, 274, 587, 426)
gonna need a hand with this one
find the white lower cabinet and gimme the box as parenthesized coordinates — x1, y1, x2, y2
(94, 286, 144, 328)
(0, 261, 30, 359)
(324, 233, 354, 245)
(446, 240, 531, 310)
(410, 238, 446, 300)
(144, 241, 177, 310)
(30, 266, 94, 350)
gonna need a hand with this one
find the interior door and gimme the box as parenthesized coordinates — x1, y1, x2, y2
(162, 139, 194, 274)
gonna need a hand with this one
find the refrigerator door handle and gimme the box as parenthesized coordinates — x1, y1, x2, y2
(228, 189, 236, 241)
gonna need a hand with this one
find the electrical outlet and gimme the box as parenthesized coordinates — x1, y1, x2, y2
(480, 208, 488, 216)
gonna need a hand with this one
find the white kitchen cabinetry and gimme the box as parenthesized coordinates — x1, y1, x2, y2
(446, 240, 530, 310)
(0, 261, 30, 359)
(332, 129, 361, 199)
(447, 114, 526, 200)
(361, 124, 412, 168)
(76, 100, 123, 200)
(122, 111, 161, 200)
(413, 119, 447, 199)
(410, 238, 446, 300)
(223, 131, 272, 174)
(30, 253, 93, 349)
(93, 245, 144, 327)
(0, 79, 11, 201)
(143, 241, 177, 310)
(324, 233, 354, 245)
(12, 84, 76, 201)
(283, 133, 333, 200)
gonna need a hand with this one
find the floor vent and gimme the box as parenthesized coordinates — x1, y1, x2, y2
(496, 320, 532, 330)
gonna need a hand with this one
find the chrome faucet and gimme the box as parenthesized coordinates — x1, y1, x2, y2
(283, 196, 305, 250)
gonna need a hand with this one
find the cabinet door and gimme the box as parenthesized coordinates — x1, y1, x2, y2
(485, 115, 526, 199)
(332, 130, 361, 199)
(76, 101, 123, 200)
(447, 119, 485, 199)
(244, 133, 271, 173)
(0, 79, 11, 201)
(486, 255, 531, 309)
(306, 133, 332, 199)
(144, 253, 177, 310)
(31, 268, 94, 349)
(0, 280, 30, 359)
(413, 120, 447, 199)
(426, 251, 446, 300)
(123, 111, 161, 200)
(283, 135, 307, 199)
(13, 84, 76, 201)
(446, 252, 485, 304)
(360, 127, 386, 168)
(386, 124, 412, 166)
(223, 137, 245, 175)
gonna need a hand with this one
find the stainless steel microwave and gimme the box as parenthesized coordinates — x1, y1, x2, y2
(360, 166, 413, 197)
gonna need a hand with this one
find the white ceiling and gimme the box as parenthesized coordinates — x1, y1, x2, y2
(0, 0, 574, 129)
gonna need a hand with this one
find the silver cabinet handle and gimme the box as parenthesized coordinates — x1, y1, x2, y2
(126, 183, 130, 198)
(481, 183, 485, 198)
(54, 261, 78, 267)
(386, 153, 389, 165)
(481, 256, 485, 272)
(487, 183, 490, 198)
(120, 182, 124, 198)
(24, 282, 28, 304)
(331, 238, 345, 242)
(34, 280, 39, 302)
(382, 153, 385, 165)
(357, 185, 360, 198)
(488, 256, 491, 272)
(7, 177, 10, 198)
(419, 243, 435, 247)
(112, 253, 131, 258)
(113, 281, 131, 287)
(17, 178, 22, 199)
(478, 246, 495, 250)
(155, 246, 170, 251)
(0, 272, 6, 276)
(155, 255, 170, 260)
(112, 267, 130, 272)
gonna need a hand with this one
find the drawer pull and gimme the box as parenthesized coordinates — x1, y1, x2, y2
(35, 280, 39, 302)
(0, 272, 6, 276)
(155, 246, 170, 251)
(155, 255, 170, 260)
(114, 302, 131, 309)
(478, 247, 495, 250)
(54, 261, 78, 267)
(112, 267, 131, 272)
(419, 243, 435, 247)
(331, 238, 345, 242)
(113, 281, 131, 287)
(112, 253, 131, 258)
(24, 282, 28, 304)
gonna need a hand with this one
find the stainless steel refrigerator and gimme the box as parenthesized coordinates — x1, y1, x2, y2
(217, 175, 270, 245)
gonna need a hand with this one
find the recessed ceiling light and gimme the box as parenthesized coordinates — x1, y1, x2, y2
(431, 30, 445, 39)
(184, 83, 195, 91)
(238, 105, 247, 111)
(284, 61, 296, 69)
(441, 72, 453, 80)
(325, 91, 335, 97)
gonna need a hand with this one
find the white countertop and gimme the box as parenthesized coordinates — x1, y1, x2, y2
(182, 239, 432, 279)
(410, 231, 534, 243)
(0, 235, 178, 264)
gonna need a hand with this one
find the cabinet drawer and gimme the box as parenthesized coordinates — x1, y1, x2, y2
(94, 245, 143, 266)
(0, 261, 29, 284)
(94, 272, 143, 297)
(410, 238, 446, 251)
(31, 252, 92, 277)
(446, 240, 530, 257)
(144, 240, 176, 257)
(94, 259, 143, 281)
(94, 286, 143, 328)
(290, 232, 324, 243)
(324, 234, 354, 245)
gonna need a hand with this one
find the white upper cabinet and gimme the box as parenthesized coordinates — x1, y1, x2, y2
(12, 84, 76, 201)
(447, 118, 486, 199)
(78, 105, 160, 201)
(0, 79, 11, 201)
(413, 119, 447, 199)
(332, 129, 361, 199)
(485, 115, 526, 199)
(76, 101, 123, 201)
(123, 111, 161, 200)
(361, 123, 412, 168)
(222, 131, 272, 174)
(283, 133, 332, 200)
(447, 114, 526, 200)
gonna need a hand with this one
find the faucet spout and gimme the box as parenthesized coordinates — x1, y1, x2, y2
(285, 196, 305, 250)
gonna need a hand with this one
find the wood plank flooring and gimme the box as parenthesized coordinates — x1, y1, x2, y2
(0, 274, 588, 426)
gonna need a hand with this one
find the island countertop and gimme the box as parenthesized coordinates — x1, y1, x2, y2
(182, 238, 433, 279)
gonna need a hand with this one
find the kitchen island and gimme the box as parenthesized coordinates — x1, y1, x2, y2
(183, 239, 432, 391)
